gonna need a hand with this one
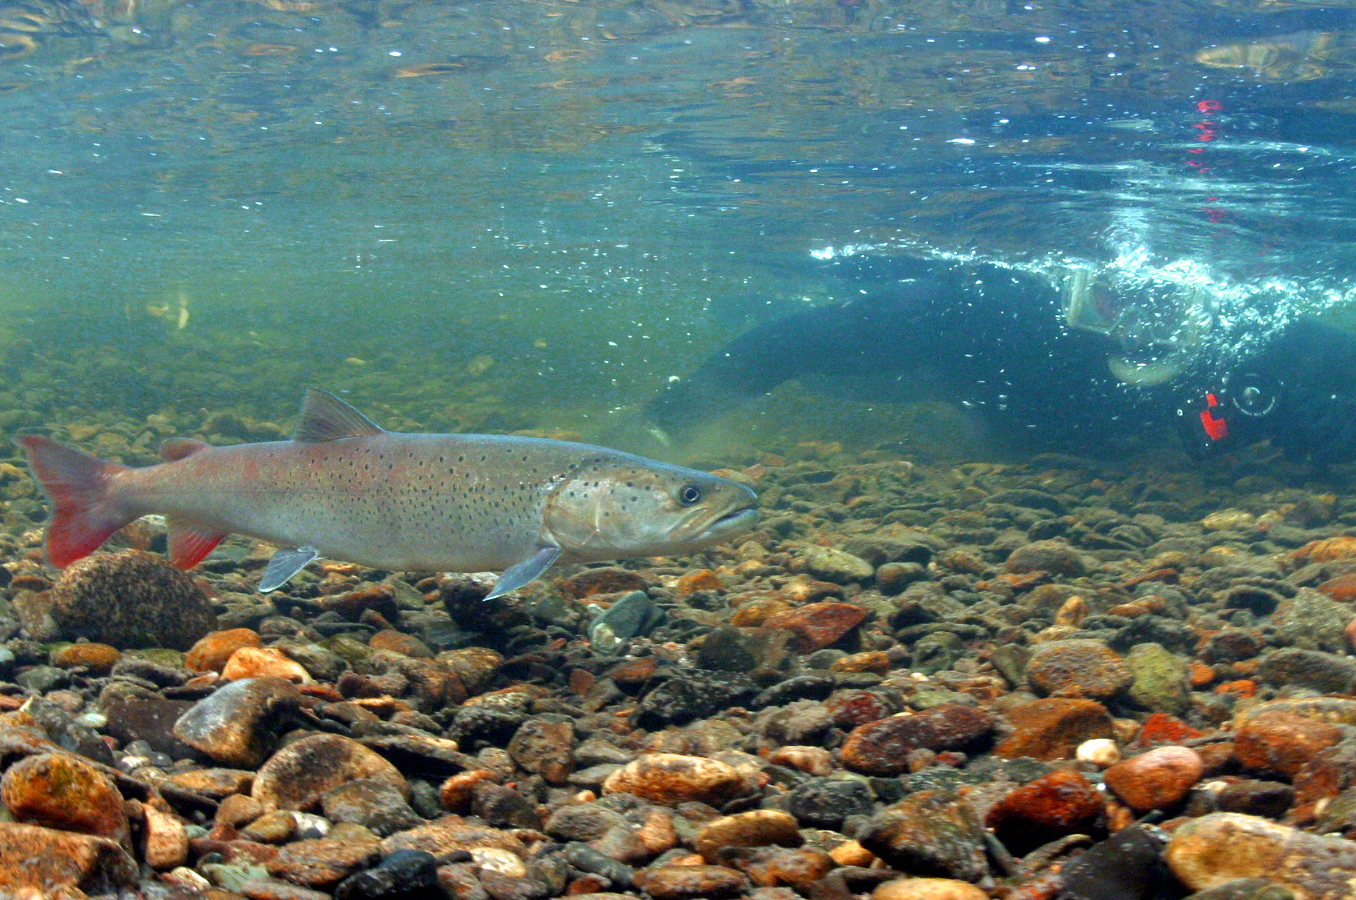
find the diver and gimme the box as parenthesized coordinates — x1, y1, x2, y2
(643, 258, 1356, 464)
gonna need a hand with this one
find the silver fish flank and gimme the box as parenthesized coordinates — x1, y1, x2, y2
(16, 390, 760, 598)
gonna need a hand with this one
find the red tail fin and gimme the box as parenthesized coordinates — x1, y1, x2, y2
(14, 435, 135, 568)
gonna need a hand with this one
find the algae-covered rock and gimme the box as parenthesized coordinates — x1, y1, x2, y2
(49, 550, 216, 649)
(1271, 588, 1349, 652)
(1126, 642, 1192, 715)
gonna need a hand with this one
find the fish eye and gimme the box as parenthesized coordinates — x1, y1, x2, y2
(678, 484, 703, 506)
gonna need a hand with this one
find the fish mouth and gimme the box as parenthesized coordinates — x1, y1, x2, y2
(703, 505, 760, 539)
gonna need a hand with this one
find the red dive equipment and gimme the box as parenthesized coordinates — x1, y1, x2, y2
(1176, 373, 1282, 458)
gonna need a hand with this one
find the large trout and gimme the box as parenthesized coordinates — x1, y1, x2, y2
(16, 390, 759, 597)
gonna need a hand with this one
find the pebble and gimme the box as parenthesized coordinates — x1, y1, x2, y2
(1294, 535, 1356, 563)
(333, 848, 439, 900)
(1025, 639, 1132, 700)
(173, 676, 304, 767)
(731, 846, 834, 890)
(506, 718, 574, 785)
(1234, 709, 1344, 779)
(871, 879, 989, 900)
(1075, 737, 1121, 767)
(694, 809, 803, 862)
(676, 569, 723, 595)
(1255, 647, 1356, 694)
(141, 804, 190, 869)
(1058, 823, 1170, 900)
(266, 835, 381, 887)
(1167, 812, 1356, 898)
(240, 877, 335, 900)
(795, 545, 875, 583)
(559, 568, 650, 599)
(840, 705, 996, 776)
(222, 646, 314, 683)
(856, 790, 988, 882)
(602, 753, 748, 806)
(170, 766, 256, 798)
(99, 682, 195, 757)
(187, 628, 264, 673)
(252, 733, 409, 811)
(321, 777, 423, 837)
(49, 549, 217, 649)
(633, 864, 750, 900)
(993, 698, 1114, 760)
(983, 768, 1104, 853)
(762, 601, 869, 651)
(0, 752, 129, 844)
(51, 642, 122, 676)
(0, 820, 139, 895)
(379, 815, 527, 860)
(1102, 745, 1204, 812)
(767, 745, 834, 776)
(1004, 540, 1086, 577)
(218, 792, 267, 828)
(786, 777, 875, 830)
(587, 591, 664, 651)
(1124, 641, 1191, 714)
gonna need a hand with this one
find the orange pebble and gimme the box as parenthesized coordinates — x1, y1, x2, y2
(1214, 679, 1256, 698)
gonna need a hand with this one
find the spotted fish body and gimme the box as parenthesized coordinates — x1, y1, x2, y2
(16, 390, 759, 596)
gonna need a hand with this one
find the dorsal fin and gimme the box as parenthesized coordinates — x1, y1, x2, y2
(160, 438, 211, 462)
(293, 389, 385, 443)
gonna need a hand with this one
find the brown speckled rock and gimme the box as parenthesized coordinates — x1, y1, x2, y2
(253, 733, 408, 811)
(633, 864, 750, 900)
(856, 790, 988, 882)
(762, 601, 868, 651)
(321, 777, 423, 837)
(379, 814, 527, 858)
(1026, 639, 1131, 700)
(841, 705, 996, 777)
(0, 752, 128, 844)
(695, 809, 803, 863)
(1005, 540, 1086, 577)
(734, 845, 834, 890)
(49, 549, 216, 649)
(173, 676, 304, 767)
(507, 718, 574, 785)
(266, 834, 381, 887)
(994, 698, 1115, 760)
(1167, 812, 1356, 898)
(1235, 709, 1344, 779)
(0, 821, 138, 896)
(602, 753, 748, 807)
(983, 768, 1104, 853)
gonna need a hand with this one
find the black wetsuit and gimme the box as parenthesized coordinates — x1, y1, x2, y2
(646, 262, 1356, 462)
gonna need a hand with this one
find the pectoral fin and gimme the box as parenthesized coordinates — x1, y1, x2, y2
(486, 545, 562, 601)
(258, 545, 319, 593)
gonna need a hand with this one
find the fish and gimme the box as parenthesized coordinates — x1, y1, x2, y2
(15, 389, 760, 598)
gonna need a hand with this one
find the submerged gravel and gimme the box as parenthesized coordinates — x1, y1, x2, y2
(0, 444, 1355, 899)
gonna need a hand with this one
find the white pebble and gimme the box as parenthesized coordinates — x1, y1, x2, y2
(1077, 738, 1122, 767)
